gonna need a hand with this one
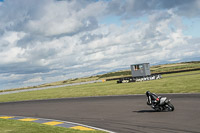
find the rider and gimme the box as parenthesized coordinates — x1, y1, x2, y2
(146, 91, 160, 107)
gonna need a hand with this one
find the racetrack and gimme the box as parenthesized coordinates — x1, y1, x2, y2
(0, 94, 199, 133)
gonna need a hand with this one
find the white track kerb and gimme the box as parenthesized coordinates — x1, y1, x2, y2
(0, 115, 115, 133)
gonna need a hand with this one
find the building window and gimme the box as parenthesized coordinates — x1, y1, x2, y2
(134, 65, 143, 71)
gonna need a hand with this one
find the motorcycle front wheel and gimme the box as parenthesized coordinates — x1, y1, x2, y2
(167, 103, 174, 111)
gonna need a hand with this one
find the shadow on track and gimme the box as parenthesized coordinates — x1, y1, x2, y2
(133, 110, 157, 113)
(134, 110, 173, 113)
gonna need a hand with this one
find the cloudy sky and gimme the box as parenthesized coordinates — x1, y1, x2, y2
(0, 0, 200, 90)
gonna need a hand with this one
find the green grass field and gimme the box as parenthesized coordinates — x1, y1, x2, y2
(0, 70, 199, 103)
(0, 119, 105, 133)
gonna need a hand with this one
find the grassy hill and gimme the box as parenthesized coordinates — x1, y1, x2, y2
(0, 70, 199, 103)
(1, 61, 200, 93)
(98, 61, 200, 78)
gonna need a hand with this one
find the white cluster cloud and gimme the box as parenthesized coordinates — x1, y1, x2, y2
(0, 0, 200, 89)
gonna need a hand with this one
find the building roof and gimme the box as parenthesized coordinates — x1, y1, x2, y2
(130, 63, 149, 66)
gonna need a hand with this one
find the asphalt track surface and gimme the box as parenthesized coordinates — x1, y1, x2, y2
(0, 94, 200, 133)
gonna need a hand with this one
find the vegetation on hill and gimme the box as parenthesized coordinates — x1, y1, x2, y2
(0, 61, 200, 92)
(151, 61, 200, 73)
(0, 70, 199, 103)
(96, 61, 200, 78)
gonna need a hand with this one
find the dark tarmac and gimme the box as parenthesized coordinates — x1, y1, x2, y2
(0, 94, 200, 133)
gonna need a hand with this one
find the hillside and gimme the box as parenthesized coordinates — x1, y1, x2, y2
(98, 61, 200, 79)
(1, 61, 200, 93)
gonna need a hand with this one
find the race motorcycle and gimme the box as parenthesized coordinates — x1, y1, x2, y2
(146, 91, 175, 112)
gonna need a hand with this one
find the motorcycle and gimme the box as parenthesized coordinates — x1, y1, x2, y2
(146, 92, 175, 112)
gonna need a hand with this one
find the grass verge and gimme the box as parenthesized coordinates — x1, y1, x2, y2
(0, 70, 199, 103)
(0, 119, 105, 133)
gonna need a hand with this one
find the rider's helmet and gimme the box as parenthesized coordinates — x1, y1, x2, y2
(146, 91, 151, 96)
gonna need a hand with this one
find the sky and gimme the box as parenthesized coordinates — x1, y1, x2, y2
(0, 0, 200, 90)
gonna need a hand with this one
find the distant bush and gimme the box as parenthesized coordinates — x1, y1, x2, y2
(99, 71, 131, 78)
